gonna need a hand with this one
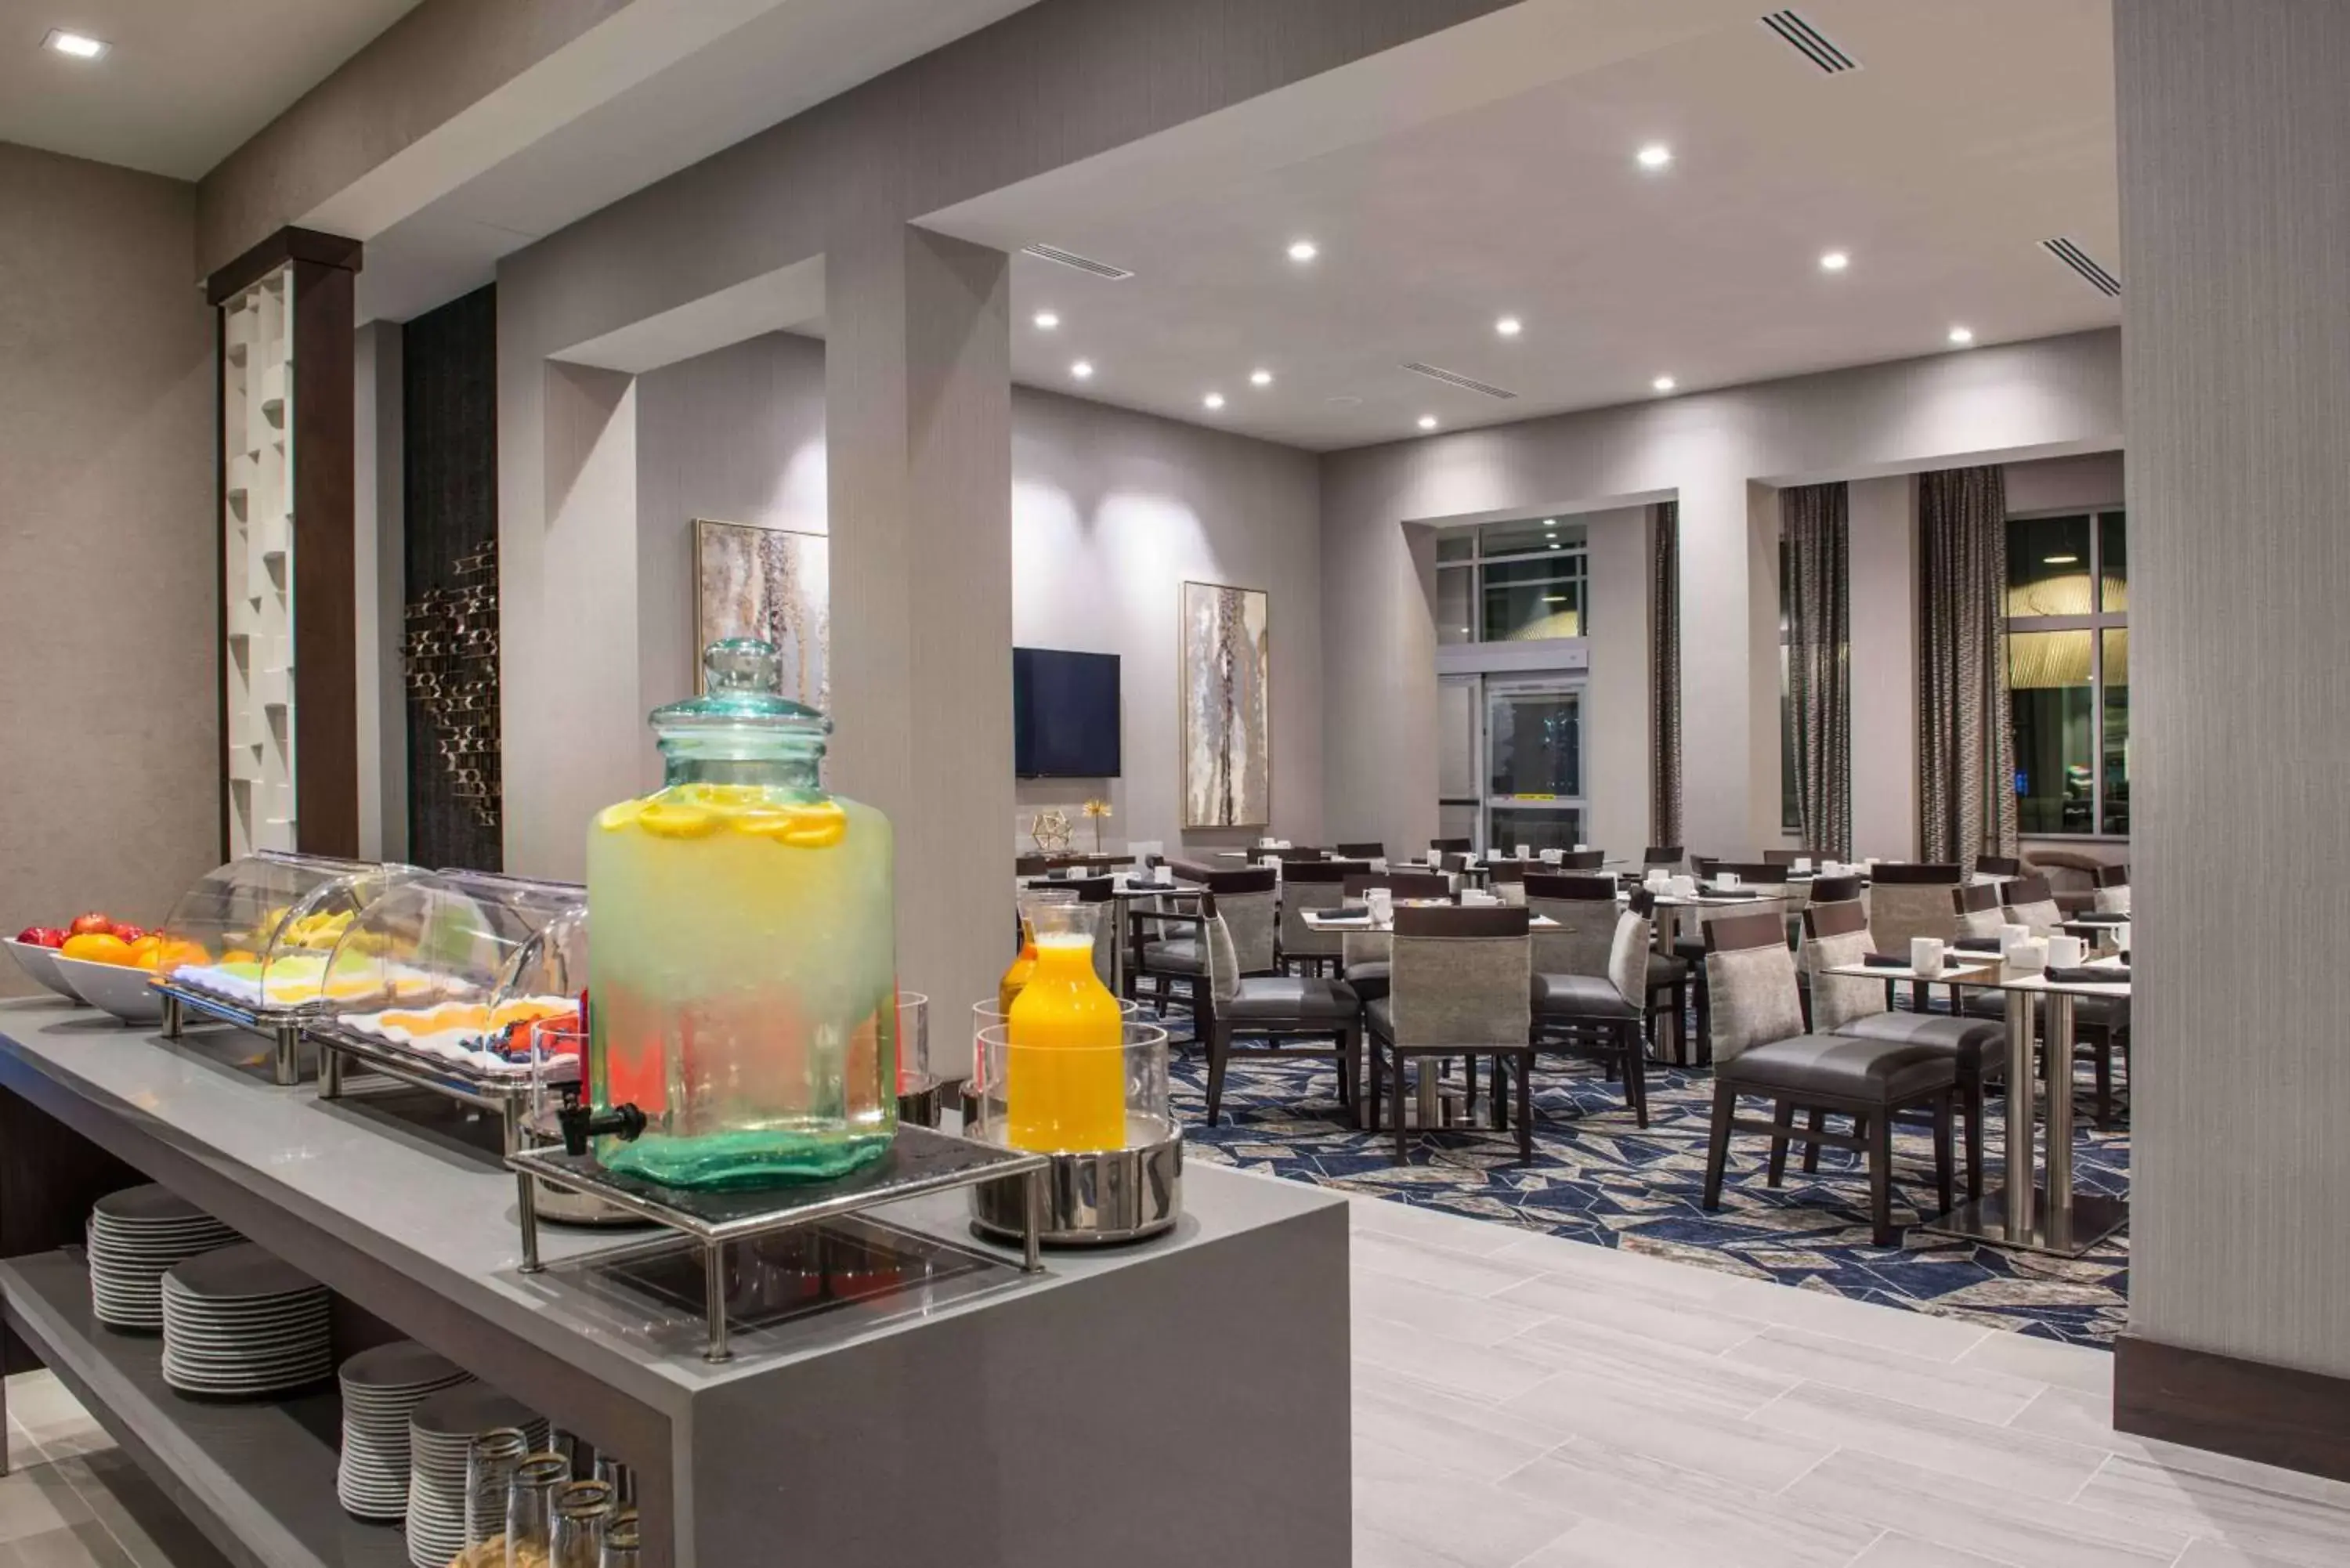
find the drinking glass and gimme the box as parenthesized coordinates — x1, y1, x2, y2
(551, 1480, 616, 1568)
(506, 1453, 572, 1568)
(598, 1516, 640, 1568)
(467, 1429, 529, 1551)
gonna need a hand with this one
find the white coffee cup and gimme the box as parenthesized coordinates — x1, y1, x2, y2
(1369, 856, 1389, 873)
(1514, 844, 1534, 861)
(1718, 871, 1741, 889)
(2010, 939, 2048, 974)
(1793, 856, 1813, 873)
(1645, 869, 1669, 888)
(1540, 848, 1564, 864)
(1464, 851, 1480, 866)
(1821, 859, 1842, 876)
(1911, 937, 1945, 979)
(2114, 922, 2131, 952)
(1574, 843, 1592, 853)
(1461, 888, 1495, 907)
(1258, 836, 1277, 849)
(1365, 889, 1394, 923)
(1668, 875, 1697, 898)
(1153, 864, 1174, 885)
(2001, 922, 2031, 953)
(2048, 934, 2085, 968)
(1259, 854, 1281, 869)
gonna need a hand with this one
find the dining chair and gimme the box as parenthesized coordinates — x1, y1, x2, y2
(1951, 881, 2005, 937)
(1129, 865, 1276, 1018)
(1481, 858, 1533, 904)
(1532, 901, 1652, 1126)
(1333, 870, 1452, 1000)
(1365, 905, 1535, 1163)
(1863, 862, 1963, 1011)
(1195, 905, 1364, 1127)
(2001, 875, 2066, 933)
(1642, 846, 1685, 869)
(1273, 845, 1329, 862)
(1277, 859, 1365, 976)
(1430, 837, 1473, 856)
(2092, 862, 2131, 914)
(1014, 854, 1053, 879)
(1802, 898, 2003, 1199)
(1961, 873, 2131, 1125)
(1975, 854, 2023, 878)
(1336, 841, 1386, 861)
(1527, 873, 1687, 1062)
(1808, 873, 1865, 905)
(1553, 849, 1606, 871)
(1699, 911, 1958, 1247)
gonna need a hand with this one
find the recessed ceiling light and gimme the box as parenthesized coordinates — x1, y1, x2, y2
(1202, 392, 1226, 410)
(1495, 316, 1523, 338)
(1549, 542, 1562, 551)
(1819, 250, 1851, 273)
(44, 28, 107, 59)
(1636, 143, 1673, 171)
(1069, 360, 1094, 380)
(1947, 325, 1976, 345)
(1249, 368, 1273, 387)
(2043, 554, 2079, 565)
(1652, 375, 1677, 393)
(1416, 415, 1439, 432)
(1542, 519, 1557, 529)
(1287, 239, 1318, 263)
(1032, 310, 1060, 330)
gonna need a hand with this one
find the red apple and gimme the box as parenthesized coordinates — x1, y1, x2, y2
(109, 923, 146, 943)
(16, 927, 67, 948)
(68, 912, 113, 937)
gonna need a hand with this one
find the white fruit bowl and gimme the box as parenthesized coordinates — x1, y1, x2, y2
(5, 938, 82, 1001)
(50, 956, 166, 1024)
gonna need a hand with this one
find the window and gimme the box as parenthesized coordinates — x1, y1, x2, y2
(2006, 509, 2128, 836)
(1433, 517, 1590, 644)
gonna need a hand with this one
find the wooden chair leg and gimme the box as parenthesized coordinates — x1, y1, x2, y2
(1802, 1107, 1827, 1173)
(1516, 1053, 1533, 1161)
(1205, 1024, 1231, 1125)
(1932, 1092, 1956, 1218)
(1394, 1051, 1412, 1165)
(1701, 1083, 1737, 1209)
(1367, 1035, 1384, 1132)
(1340, 1030, 1363, 1126)
(1766, 1100, 1795, 1187)
(1490, 1055, 1507, 1130)
(1623, 1023, 1648, 1129)
(1964, 1075, 1986, 1201)
(1867, 1110, 1896, 1246)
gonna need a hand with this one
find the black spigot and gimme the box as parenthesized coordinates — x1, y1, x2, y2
(557, 1102, 646, 1158)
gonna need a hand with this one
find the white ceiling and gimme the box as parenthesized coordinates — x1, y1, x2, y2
(0, 0, 420, 179)
(352, 0, 1039, 323)
(956, 0, 2119, 450)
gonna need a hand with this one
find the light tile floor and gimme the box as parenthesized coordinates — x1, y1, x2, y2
(5, 1191, 2346, 1567)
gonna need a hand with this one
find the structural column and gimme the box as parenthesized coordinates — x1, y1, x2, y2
(2113, 0, 2350, 1478)
(825, 225, 1014, 1019)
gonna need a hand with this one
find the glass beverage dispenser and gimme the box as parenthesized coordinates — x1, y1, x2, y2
(584, 639, 898, 1187)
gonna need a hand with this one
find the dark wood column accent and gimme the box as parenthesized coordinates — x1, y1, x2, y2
(1, 1092, 143, 1375)
(2115, 1334, 2350, 1484)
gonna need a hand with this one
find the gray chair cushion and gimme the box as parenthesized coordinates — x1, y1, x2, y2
(1344, 959, 1390, 1000)
(1365, 995, 1393, 1039)
(1833, 1011, 2005, 1074)
(1961, 989, 2128, 1031)
(1535, 974, 1640, 1021)
(1141, 938, 1201, 973)
(1674, 935, 1708, 964)
(1647, 955, 1691, 988)
(1221, 976, 1361, 1025)
(1715, 1034, 1956, 1104)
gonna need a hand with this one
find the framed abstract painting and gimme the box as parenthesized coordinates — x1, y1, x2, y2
(692, 518, 829, 709)
(1179, 580, 1271, 828)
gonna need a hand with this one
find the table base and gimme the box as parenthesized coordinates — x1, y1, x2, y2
(1922, 1188, 2129, 1258)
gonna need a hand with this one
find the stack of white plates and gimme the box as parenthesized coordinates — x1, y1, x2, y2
(88, 1185, 240, 1333)
(405, 1386, 551, 1568)
(160, 1244, 332, 1398)
(337, 1342, 475, 1522)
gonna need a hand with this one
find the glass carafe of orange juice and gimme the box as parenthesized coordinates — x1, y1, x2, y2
(999, 887, 1077, 1014)
(1003, 901, 1126, 1151)
(584, 638, 896, 1188)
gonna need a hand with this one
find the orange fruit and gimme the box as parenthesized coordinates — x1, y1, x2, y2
(126, 934, 164, 970)
(62, 932, 133, 966)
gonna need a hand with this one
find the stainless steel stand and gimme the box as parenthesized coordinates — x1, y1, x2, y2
(508, 1125, 1050, 1363)
(1922, 985, 2129, 1257)
(967, 1118, 1183, 1247)
(150, 984, 312, 1086)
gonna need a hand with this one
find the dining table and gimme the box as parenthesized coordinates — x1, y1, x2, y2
(1821, 951, 2130, 1257)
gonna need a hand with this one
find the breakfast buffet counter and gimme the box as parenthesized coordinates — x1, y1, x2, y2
(0, 997, 1352, 1568)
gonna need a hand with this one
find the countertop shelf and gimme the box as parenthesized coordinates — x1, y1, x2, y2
(0, 1248, 407, 1568)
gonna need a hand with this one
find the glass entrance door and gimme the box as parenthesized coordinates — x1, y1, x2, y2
(1484, 678, 1585, 854)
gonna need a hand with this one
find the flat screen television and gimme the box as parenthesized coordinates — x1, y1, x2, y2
(1013, 647, 1122, 778)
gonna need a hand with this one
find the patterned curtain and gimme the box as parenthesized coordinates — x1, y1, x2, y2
(1782, 482, 1852, 858)
(1647, 501, 1682, 847)
(1917, 466, 2019, 865)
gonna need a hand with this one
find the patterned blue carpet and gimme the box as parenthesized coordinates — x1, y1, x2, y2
(1165, 1022, 2130, 1348)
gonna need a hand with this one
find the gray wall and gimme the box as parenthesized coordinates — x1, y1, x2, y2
(627, 331, 1325, 858)
(0, 143, 216, 983)
(2118, 0, 2350, 1379)
(1318, 330, 2125, 858)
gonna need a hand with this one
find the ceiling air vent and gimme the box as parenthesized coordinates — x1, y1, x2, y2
(1021, 244, 1133, 280)
(1760, 10, 1860, 74)
(2042, 237, 2121, 298)
(1400, 362, 1518, 400)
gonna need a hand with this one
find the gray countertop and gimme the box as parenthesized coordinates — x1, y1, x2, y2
(0, 996, 1341, 1417)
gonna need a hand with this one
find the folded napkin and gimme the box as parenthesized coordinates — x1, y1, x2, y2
(2047, 966, 2130, 985)
(2071, 912, 2128, 925)
(1705, 887, 1762, 901)
(1338, 901, 1370, 919)
(1952, 936, 2004, 954)
(1862, 952, 1909, 970)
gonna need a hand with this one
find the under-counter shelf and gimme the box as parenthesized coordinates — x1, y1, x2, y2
(0, 1249, 407, 1568)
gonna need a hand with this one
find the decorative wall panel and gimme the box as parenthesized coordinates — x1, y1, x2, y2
(692, 518, 828, 708)
(1180, 581, 1271, 829)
